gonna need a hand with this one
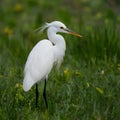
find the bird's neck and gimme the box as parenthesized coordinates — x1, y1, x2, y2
(47, 27, 66, 50)
(47, 27, 66, 68)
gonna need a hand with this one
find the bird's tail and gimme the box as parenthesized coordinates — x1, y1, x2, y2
(23, 75, 34, 92)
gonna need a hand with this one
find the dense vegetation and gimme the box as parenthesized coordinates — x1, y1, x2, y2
(0, 0, 120, 119)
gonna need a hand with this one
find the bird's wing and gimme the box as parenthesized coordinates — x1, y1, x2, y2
(23, 39, 54, 91)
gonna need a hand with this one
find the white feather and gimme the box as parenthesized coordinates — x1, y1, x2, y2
(23, 40, 54, 91)
(33, 23, 49, 33)
(23, 21, 68, 91)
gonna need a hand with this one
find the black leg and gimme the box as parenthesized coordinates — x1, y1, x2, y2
(43, 79, 48, 108)
(36, 84, 39, 108)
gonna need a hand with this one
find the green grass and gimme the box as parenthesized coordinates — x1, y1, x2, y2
(0, 0, 120, 120)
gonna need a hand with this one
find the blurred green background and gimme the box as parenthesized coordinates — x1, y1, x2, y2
(0, 0, 120, 120)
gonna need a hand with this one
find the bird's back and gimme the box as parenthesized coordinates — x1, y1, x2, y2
(23, 40, 54, 91)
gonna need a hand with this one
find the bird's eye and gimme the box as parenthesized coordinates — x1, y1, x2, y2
(60, 27, 64, 29)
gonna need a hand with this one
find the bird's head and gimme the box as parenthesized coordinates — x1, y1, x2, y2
(47, 21, 67, 33)
(47, 21, 82, 38)
(34, 21, 82, 38)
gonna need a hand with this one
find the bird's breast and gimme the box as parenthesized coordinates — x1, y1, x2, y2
(53, 46, 66, 69)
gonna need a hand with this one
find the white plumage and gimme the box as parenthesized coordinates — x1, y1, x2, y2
(23, 21, 82, 108)
(23, 21, 67, 91)
(23, 40, 54, 91)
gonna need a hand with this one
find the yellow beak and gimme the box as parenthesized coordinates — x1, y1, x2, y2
(64, 28, 83, 38)
(68, 31, 83, 38)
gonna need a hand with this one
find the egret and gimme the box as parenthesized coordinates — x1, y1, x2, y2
(23, 21, 82, 108)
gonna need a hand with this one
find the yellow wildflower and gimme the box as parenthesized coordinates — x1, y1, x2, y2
(101, 70, 105, 75)
(64, 68, 71, 81)
(15, 83, 23, 89)
(14, 3, 23, 12)
(117, 64, 120, 71)
(96, 87, 104, 94)
(75, 70, 80, 75)
(118, 64, 120, 67)
(15, 83, 20, 88)
(64, 68, 69, 75)
(4, 27, 13, 36)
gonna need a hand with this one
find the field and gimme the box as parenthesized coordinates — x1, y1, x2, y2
(0, 0, 120, 120)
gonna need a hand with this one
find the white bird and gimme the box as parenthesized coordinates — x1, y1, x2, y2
(23, 21, 82, 108)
